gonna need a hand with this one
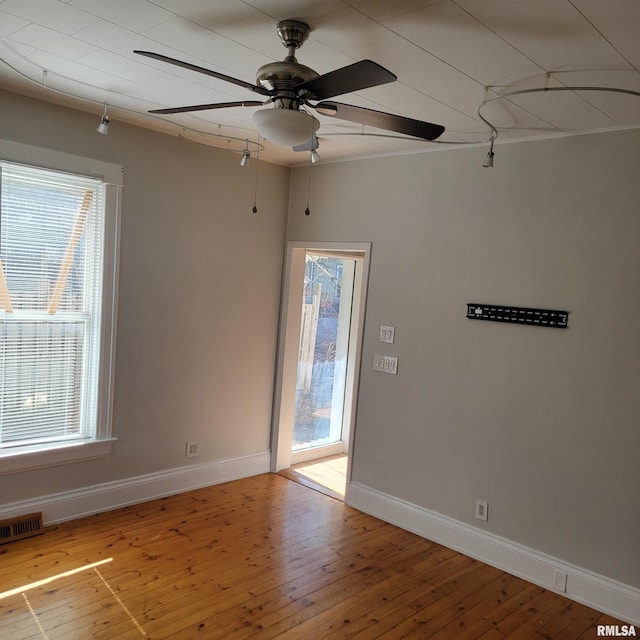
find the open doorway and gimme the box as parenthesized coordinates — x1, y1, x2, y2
(271, 242, 370, 502)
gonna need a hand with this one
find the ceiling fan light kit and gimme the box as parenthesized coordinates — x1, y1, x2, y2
(253, 108, 319, 146)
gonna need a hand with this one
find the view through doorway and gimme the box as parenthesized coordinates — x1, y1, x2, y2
(292, 253, 354, 456)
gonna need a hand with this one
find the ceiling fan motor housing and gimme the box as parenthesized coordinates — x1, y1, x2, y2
(255, 60, 318, 98)
(253, 19, 320, 145)
(256, 20, 318, 106)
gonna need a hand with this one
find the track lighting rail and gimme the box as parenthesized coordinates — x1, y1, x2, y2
(477, 83, 640, 167)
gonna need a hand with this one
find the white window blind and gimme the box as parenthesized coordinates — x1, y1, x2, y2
(0, 161, 105, 452)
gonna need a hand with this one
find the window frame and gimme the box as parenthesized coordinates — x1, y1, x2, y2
(0, 139, 122, 474)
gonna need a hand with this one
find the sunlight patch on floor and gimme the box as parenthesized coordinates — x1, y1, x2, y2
(292, 454, 347, 498)
(0, 558, 113, 600)
(0, 558, 147, 638)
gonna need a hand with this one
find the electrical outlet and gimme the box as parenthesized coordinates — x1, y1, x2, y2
(553, 569, 568, 592)
(379, 325, 395, 344)
(475, 499, 488, 521)
(185, 441, 201, 458)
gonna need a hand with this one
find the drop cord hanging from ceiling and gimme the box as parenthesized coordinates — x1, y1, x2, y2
(304, 116, 315, 216)
(252, 134, 261, 213)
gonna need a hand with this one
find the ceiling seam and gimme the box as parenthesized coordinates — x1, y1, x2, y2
(567, 0, 640, 74)
(340, 1, 495, 128)
(343, 0, 562, 135)
(447, 1, 630, 134)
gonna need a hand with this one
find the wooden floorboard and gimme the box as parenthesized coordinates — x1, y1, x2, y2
(0, 473, 628, 639)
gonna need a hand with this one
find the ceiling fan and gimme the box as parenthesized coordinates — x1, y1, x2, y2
(134, 19, 445, 149)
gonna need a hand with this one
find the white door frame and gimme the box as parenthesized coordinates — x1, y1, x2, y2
(270, 241, 371, 502)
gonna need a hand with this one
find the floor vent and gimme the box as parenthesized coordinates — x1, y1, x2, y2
(0, 513, 45, 544)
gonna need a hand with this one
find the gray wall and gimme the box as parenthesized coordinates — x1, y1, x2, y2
(288, 129, 640, 588)
(0, 89, 289, 499)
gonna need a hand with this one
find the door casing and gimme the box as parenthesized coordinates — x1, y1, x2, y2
(270, 241, 371, 503)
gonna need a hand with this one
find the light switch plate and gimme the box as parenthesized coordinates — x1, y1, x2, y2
(374, 354, 398, 374)
(379, 325, 395, 344)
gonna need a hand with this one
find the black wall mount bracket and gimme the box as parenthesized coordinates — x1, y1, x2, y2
(466, 303, 569, 329)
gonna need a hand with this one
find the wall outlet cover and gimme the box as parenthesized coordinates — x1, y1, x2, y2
(185, 441, 201, 458)
(475, 499, 488, 521)
(553, 569, 568, 592)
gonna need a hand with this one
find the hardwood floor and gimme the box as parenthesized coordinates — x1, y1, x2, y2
(0, 474, 626, 639)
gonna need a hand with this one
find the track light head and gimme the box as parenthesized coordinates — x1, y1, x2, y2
(96, 114, 110, 135)
(482, 150, 494, 168)
(97, 102, 110, 135)
(482, 138, 495, 168)
(240, 140, 250, 167)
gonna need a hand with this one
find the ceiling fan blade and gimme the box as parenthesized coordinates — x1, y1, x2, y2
(148, 101, 264, 115)
(314, 101, 445, 141)
(134, 50, 271, 96)
(296, 60, 396, 100)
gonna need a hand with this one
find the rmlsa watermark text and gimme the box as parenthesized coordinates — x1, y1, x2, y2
(597, 626, 637, 637)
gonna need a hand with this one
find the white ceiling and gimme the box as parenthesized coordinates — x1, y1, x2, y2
(0, 0, 638, 165)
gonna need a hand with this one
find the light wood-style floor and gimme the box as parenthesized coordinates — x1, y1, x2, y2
(279, 454, 348, 500)
(0, 474, 625, 639)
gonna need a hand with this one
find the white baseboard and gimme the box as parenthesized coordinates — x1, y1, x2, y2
(0, 451, 271, 525)
(348, 482, 640, 627)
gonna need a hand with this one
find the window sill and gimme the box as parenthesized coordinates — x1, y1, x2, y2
(0, 438, 117, 475)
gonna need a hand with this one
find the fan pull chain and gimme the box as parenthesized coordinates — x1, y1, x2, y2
(304, 153, 312, 215)
(252, 134, 261, 213)
(305, 118, 314, 216)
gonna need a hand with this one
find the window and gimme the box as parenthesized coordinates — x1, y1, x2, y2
(0, 141, 121, 473)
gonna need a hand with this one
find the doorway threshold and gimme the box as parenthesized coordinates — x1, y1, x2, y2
(279, 454, 347, 501)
